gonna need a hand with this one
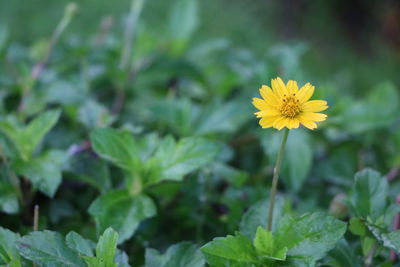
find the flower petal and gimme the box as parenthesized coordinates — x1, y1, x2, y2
(288, 118, 300, 129)
(254, 109, 280, 118)
(301, 112, 327, 122)
(298, 117, 317, 130)
(259, 85, 280, 106)
(286, 80, 299, 95)
(297, 83, 315, 103)
(252, 98, 270, 110)
(302, 100, 328, 112)
(273, 117, 288, 130)
(271, 77, 288, 98)
(259, 116, 279, 128)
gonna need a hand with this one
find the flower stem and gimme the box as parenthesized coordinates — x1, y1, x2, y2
(267, 128, 289, 231)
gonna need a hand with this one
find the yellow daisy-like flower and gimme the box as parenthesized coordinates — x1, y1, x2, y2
(252, 77, 328, 130)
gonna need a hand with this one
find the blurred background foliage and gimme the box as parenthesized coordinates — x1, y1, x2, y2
(0, 0, 400, 265)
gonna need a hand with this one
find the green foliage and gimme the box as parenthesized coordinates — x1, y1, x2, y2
(83, 228, 119, 267)
(17, 230, 87, 267)
(88, 190, 156, 243)
(0, 227, 21, 267)
(202, 212, 346, 266)
(1, 0, 400, 266)
(12, 150, 67, 197)
(0, 109, 61, 161)
(349, 169, 389, 221)
(145, 242, 205, 267)
(262, 130, 312, 192)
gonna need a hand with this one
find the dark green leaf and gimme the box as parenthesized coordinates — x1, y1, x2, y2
(239, 196, 285, 239)
(349, 168, 389, 220)
(326, 239, 362, 267)
(262, 130, 312, 192)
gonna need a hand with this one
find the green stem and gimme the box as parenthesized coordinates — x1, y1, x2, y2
(267, 128, 289, 231)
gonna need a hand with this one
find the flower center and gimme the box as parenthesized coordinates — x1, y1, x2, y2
(280, 95, 301, 118)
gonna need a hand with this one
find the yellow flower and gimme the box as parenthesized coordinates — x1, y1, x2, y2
(252, 77, 328, 130)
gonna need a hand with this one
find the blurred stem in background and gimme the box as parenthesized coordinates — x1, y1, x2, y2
(112, 0, 144, 114)
(17, 2, 78, 115)
(267, 128, 289, 231)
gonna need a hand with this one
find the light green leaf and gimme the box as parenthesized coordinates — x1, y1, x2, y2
(275, 212, 347, 265)
(66, 231, 94, 256)
(145, 242, 205, 267)
(0, 110, 61, 161)
(95, 228, 119, 267)
(349, 168, 389, 221)
(349, 217, 368, 236)
(90, 128, 140, 171)
(201, 232, 258, 266)
(253, 227, 287, 261)
(154, 136, 218, 182)
(88, 190, 156, 243)
(23, 109, 61, 156)
(0, 227, 21, 267)
(12, 150, 67, 197)
(17, 230, 86, 267)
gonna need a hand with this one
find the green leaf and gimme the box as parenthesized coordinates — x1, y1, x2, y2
(342, 82, 399, 133)
(326, 239, 362, 267)
(12, 150, 67, 197)
(0, 227, 21, 266)
(154, 136, 218, 182)
(78, 99, 115, 129)
(168, 0, 198, 54)
(17, 230, 86, 267)
(0, 110, 61, 161)
(88, 190, 156, 243)
(0, 173, 19, 214)
(145, 242, 205, 267)
(349, 168, 389, 221)
(67, 151, 111, 193)
(381, 230, 400, 254)
(262, 130, 312, 192)
(66, 231, 94, 256)
(253, 227, 287, 261)
(90, 128, 140, 171)
(95, 228, 119, 267)
(365, 222, 400, 254)
(275, 212, 347, 265)
(201, 232, 258, 266)
(349, 217, 367, 236)
(22, 109, 61, 157)
(239, 196, 285, 239)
